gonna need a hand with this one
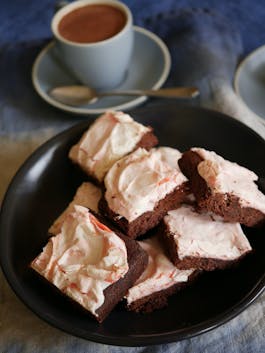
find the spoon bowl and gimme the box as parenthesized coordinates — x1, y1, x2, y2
(49, 85, 199, 106)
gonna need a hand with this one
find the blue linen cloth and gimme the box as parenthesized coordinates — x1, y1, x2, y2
(0, 1, 264, 352)
(1, 0, 265, 135)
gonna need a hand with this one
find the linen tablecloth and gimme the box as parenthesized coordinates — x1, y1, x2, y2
(0, 1, 264, 352)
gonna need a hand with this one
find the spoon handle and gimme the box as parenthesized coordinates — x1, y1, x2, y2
(99, 87, 199, 99)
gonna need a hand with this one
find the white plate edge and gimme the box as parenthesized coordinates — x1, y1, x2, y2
(234, 45, 265, 126)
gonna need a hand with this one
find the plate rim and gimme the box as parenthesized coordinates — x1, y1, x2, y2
(31, 26, 171, 115)
(234, 44, 265, 125)
(0, 105, 265, 346)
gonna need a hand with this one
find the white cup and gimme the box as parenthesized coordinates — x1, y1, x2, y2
(51, 0, 134, 90)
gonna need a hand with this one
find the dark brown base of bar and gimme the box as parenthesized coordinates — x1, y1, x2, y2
(31, 223, 148, 323)
(127, 283, 185, 313)
(160, 221, 252, 271)
(95, 232, 148, 322)
(136, 128, 158, 150)
(126, 270, 200, 313)
(69, 129, 158, 185)
(178, 150, 265, 227)
(99, 182, 190, 239)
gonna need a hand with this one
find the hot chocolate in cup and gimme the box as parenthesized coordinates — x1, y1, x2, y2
(51, 0, 134, 90)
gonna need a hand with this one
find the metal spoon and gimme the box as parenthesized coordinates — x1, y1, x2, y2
(49, 85, 199, 106)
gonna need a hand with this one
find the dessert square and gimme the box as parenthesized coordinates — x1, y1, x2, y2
(69, 110, 158, 183)
(125, 236, 197, 313)
(178, 148, 265, 227)
(161, 204, 252, 271)
(49, 181, 102, 235)
(99, 147, 190, 238)
(31, 205, 148, 323)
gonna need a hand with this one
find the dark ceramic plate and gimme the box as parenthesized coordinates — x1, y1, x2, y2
(0, 104, 265, 346)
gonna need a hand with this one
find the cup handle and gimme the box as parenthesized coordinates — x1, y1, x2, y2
(54, 1, 69, 13)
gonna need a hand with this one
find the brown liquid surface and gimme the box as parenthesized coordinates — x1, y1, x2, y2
(58, 4, 127, 43)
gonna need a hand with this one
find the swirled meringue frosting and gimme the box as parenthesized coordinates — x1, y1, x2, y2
(104, 147, 187, 222)
(192, 147, 265, 214)
(31, 205, 129, 317)
(126, 237, 194, 304)
(164, 204, 252, 261)
(69, 111, 152, 182)
(49, 182, 102, 235)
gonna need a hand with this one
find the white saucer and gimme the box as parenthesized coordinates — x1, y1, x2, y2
(32, 26, 171, 115)
(234, 45, 265, 123)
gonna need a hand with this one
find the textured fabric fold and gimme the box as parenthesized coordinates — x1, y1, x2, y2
(138, 8, 265, 138)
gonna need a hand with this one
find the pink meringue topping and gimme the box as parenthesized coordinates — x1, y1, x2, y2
(31, 205, 128, 317)
(151, 146, 183, 169)
(49, 182, 102, 235)
(192, 147, 265, 214)
(126, 237, 194, 304)
(104, 147, 187, 222)
(164, 204, 252, 261)
(69, 111, 151, 182)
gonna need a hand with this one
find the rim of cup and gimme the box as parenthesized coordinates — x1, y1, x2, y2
(51, 0, 133, 47)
